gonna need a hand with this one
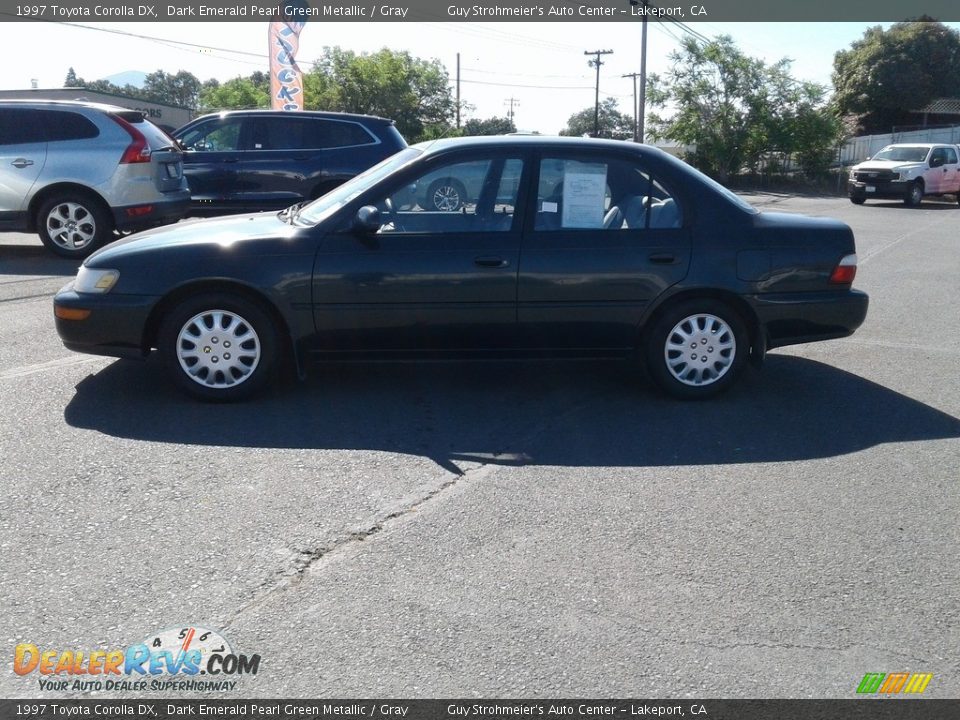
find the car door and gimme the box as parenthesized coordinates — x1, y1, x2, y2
(175, 116, 244, 209)
(943, 146, 960, 193)
(310, 151, 529, 353)
(0, 108, 46, 229)
(926, 147, 948, 194)
(517, 151, 691, 350)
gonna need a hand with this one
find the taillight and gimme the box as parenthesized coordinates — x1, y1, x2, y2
(830, 253, 858, 284)
(109, 114, 152, 164)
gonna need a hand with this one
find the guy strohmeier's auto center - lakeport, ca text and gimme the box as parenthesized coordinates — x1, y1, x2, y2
(13, 2, 705, 18)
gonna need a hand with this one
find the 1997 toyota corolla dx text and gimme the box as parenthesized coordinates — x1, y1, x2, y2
(54, 137, 869, 402)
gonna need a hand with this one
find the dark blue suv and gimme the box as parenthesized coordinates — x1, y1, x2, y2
(173, 110, 406, 215)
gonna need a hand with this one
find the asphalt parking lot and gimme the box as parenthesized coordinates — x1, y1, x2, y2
(1, 193, 958, 699)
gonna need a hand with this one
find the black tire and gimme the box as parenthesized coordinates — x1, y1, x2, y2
(904, 181, 924, 207)
(158, 292, 279, 402)
(645, 299, 749, 400)
(426, 178, 467, 212)
(37, 192, 114, 259)
(849, 196, 866, 205)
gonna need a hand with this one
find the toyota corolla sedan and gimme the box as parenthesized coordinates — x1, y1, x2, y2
(54, 136, 868, 402)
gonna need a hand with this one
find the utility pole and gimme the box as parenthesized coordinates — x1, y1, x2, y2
(456, 52, 461, 129)
(584, 49, 613, 137)
(637, 0, 649, 143)
(504, 96, 520, 124)
(622, 72, 640, 142)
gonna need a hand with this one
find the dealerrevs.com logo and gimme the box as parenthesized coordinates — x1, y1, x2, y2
(13, 626, 260, 692)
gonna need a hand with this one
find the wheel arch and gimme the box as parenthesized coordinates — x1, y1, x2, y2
(641, 287, 764, 364)
(143, 279, 299, 373)
(28, 183, 111, 232)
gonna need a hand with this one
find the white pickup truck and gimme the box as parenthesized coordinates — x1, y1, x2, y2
(848, 143, 960, 206)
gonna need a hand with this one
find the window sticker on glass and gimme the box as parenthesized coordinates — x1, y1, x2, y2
(562, 162, 607, 228)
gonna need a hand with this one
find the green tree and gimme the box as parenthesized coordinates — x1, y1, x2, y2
(559, 98, 633, 140)
(833, 20, 960, 135)
(64, 67, 80, 88)
(304, 47, 455, 142)
(647, 36, 767, 180)
(648, 35, 840, 180)
(199, 76, 269, 111)
(142, 70, 202, 109)
(463, 116, 516, 136)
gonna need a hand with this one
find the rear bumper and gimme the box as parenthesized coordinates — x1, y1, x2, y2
(750, 289, 869, 350)
(112, 193, 190, 232)
(53, 283, 160, 359)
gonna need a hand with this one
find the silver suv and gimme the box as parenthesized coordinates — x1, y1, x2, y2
(0, 100, 190, 258)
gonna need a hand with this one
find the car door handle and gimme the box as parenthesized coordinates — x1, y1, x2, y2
(474, 256, 509, 268)
(648, 253, 676, 264)
(11, 158, 34, 169)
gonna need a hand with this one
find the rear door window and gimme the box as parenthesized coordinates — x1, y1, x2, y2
(534, 154, 681, 231)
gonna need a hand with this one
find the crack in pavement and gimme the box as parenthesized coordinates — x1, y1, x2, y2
(220, 389, 614, 630)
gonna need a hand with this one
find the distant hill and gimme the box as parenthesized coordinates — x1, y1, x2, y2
(101, 71, 147, 88)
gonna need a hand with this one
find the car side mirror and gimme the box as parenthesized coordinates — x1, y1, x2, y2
(353, 205, 381, 234)
(930, 156, 944, 168)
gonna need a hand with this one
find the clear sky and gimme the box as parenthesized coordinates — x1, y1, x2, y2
(2, 20, 956, 134)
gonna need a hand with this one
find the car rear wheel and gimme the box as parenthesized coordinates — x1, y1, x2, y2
(645, 299, 748, 400)
(426, 178, 466, 212)
(849, 196, 866, 205)
(904, 181, 923, 207)
(158, 293, 278, 402)
(37, 193, 114, 259)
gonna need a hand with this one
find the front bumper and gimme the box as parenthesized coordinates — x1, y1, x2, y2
(54, 283, 161, 359)
(750, 289, 869, 350)
(847, 179, 911, 200)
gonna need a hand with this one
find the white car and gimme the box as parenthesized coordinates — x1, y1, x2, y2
(848, 143, 960, 206)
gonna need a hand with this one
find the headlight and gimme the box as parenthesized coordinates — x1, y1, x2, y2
(74, 267, 120, 294)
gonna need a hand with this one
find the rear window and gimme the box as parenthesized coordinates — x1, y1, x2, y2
(304, 119, 376, 149)
(0, 108, 98, 144)
(116, 112, 178, 150)
(247, 116, 376, 151)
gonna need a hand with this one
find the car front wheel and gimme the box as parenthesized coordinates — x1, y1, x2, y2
(37, 193, 114, 258)
(158, 293, 279, 401)
(904, 181, 924, 207)
(645, 300, 749, 400)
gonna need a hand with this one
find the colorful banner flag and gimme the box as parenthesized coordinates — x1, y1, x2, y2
(268, 8, 308, 111)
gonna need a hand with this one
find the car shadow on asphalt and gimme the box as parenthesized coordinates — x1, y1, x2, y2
(62, 355, 960, 472)
(0, 244, 82, 276)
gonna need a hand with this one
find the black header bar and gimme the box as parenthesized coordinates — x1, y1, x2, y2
(2, 0, 960, 22)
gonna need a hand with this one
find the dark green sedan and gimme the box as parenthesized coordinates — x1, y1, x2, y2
(55, 136, 868, 402)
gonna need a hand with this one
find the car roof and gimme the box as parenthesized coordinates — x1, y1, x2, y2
(0, 98, 133, 114)
(190, 109, 396, 124)
(414, 135, 662, 156)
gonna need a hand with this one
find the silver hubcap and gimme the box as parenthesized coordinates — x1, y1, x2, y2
(664, 313, 736, 387)
(432, 186, 461, 211)
(911, 186, 922, 203)
(176, 310, 260, 389)
(46, 202, 96, 250)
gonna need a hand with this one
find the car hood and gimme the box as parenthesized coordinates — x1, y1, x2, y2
(852, 160, 925, 172)
(86, 212, 301, 267)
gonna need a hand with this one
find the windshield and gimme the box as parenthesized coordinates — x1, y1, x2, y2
(297, 147, 422, 225)
(871, 146, 930, 163)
